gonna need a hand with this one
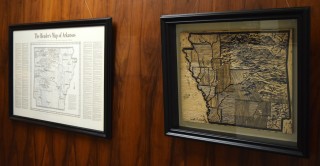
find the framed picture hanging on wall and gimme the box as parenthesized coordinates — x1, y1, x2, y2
(161, 7, 310, 156)
(9, 18, 113, 138)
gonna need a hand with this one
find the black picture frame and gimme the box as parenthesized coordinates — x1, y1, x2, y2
(161, 7, 309, 156)
(9, 18, 113, 138)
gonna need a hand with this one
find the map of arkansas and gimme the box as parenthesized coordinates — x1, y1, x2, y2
(181, 31, 293, 134)
(33, 47, 77, 110)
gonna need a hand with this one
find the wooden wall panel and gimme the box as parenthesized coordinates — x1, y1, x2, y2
(0, 0, 319, 165)
(0, 0, 8, 164)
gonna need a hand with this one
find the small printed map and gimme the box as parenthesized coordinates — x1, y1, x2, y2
(180, 31, 293, 134)
(33, 47, 78, 110)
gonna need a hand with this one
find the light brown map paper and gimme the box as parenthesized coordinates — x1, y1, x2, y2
(179, 30, 293, 134)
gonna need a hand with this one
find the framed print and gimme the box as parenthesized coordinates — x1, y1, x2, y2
(9, 18, 113, 138)
(161, 7, 309, 156)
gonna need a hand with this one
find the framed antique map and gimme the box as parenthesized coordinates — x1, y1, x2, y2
(9, 18, 113, 138)
(161, 8, 309, 156)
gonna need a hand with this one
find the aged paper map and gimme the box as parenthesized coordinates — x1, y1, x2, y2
(179, 31, 293, 134)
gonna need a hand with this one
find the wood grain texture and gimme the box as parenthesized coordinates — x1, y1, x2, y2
(0, 0, 319, 165)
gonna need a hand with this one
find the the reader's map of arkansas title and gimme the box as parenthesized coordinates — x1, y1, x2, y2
(31, 43, 81, 115)
(180, 31, 293, 134)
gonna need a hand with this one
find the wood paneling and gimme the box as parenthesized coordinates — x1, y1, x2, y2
(0, 0, 319, 165)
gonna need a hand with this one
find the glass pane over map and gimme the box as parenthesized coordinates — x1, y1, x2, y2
(12, 25, 106, 132)
(177, 20, 298, 143)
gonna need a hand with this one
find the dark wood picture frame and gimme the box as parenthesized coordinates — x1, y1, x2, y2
(9, 18, 113, 138)
(161, 8, 309, 156)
